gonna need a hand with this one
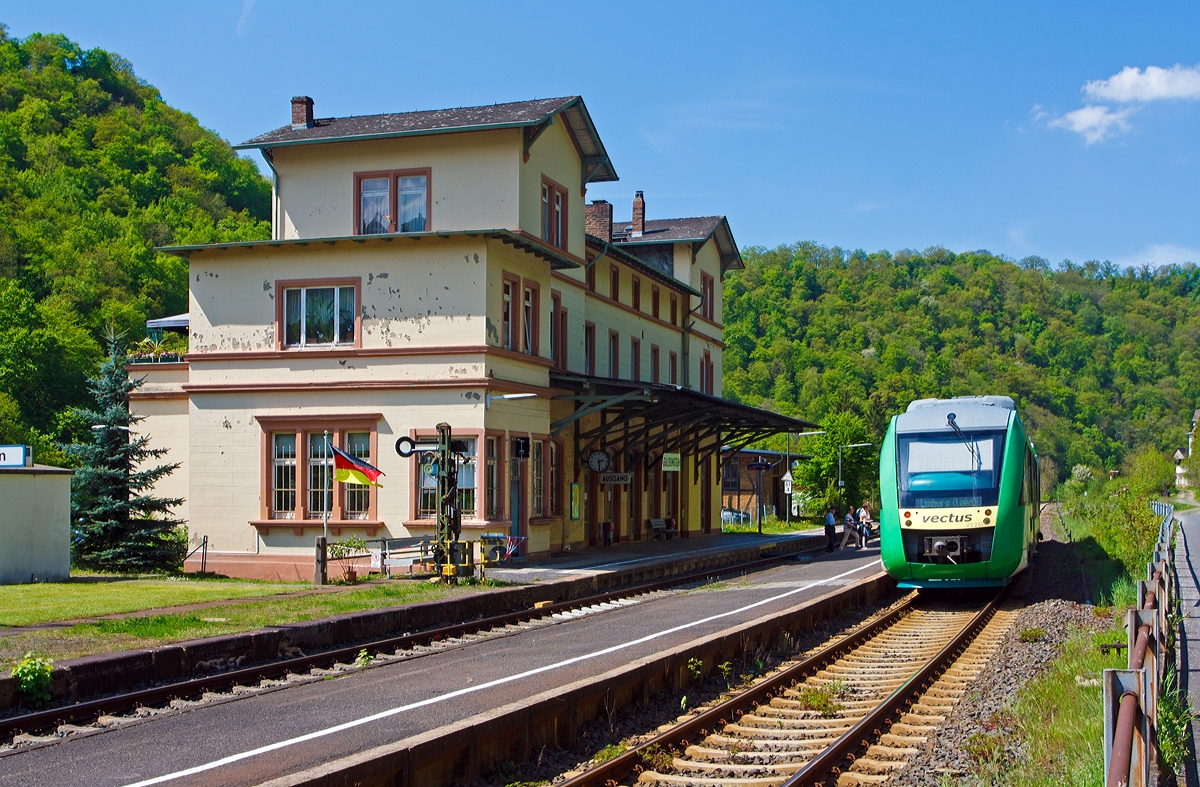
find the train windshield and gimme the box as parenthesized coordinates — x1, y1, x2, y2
(896, 429, 1006, 508)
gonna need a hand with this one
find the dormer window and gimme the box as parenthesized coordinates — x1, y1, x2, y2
(354, 169, 430, 235)
(541, 177, 568, 250)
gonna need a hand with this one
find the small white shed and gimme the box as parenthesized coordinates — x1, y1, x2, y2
(0, 463, 73, 584)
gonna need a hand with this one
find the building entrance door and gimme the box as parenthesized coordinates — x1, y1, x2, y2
(701, 457, 713, 534)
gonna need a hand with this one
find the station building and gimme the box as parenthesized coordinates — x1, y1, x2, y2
(131, 95, 815, 580)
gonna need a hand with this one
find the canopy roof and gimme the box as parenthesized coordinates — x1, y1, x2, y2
(550, 373, 817, 477)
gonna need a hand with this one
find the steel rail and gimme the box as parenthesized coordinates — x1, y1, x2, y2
(557, 596, 919, 787)
(0, 548, 813, 741)
(558, 591, 1000, 787)
(1106, 566, 1164, 787)
(781, 590, 1003, 786)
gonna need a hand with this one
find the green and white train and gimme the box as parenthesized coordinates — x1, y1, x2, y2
(879, 396, 1039, 588)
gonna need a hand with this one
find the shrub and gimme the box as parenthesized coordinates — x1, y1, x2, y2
(1158, 667, 1197, 774)
(11, 652, 53, 707)
(1018, 627, 1047, 642)
(593, 742, 627, 763)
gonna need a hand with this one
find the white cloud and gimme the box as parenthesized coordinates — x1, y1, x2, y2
(236, 0, 257, 36)
(1085, 64, 1200, 103)
(1048, 104, 1134, 144)
(1114, 243, 1200, 268)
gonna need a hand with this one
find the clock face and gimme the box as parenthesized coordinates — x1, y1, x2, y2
(587, 451, 611, 473)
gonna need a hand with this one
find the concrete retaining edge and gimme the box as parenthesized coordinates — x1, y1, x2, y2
(0, 533, 822, 716)
(257, 571, 897, 787)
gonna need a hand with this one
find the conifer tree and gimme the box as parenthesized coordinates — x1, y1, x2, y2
(66, 336, 186, 572)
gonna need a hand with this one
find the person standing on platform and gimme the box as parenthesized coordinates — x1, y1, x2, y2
(856, 501, 874, 546)
(840, 507, 862, 549)
(825, 507, 837, 552)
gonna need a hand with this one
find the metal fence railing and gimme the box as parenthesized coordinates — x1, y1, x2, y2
(1103, 501, 1176, 787)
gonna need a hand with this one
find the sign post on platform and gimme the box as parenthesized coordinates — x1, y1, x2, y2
(746, 459, 774, 534)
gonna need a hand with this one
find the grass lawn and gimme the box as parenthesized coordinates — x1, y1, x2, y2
(955, 618, 1126, 787)
(0, 577, 308, 627)
(0, 580, 477, 670)
(722, 518, 822, 536)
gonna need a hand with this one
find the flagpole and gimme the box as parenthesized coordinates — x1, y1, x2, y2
(323, 430, 331, 542)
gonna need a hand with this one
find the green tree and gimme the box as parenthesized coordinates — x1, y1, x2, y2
(794, 412, 875, 514)
(0, 26, 270, 461)
(65, 336, 186, 572)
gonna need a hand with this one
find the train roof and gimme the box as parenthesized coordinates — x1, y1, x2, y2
(896, 396, 1015, 433)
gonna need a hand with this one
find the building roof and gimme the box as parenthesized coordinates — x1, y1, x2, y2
(612, 216, 744, 272)
(235, 96, 618, 184)
(585, 235, 702, 297)
(156, 229, 582, 271)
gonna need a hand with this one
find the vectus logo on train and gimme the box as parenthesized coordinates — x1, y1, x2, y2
(921, 513, 974, 524)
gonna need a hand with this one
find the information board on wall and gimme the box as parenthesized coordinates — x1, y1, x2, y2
(570, 483, 581, 520)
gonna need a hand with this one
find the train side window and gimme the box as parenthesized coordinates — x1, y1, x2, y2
(1019, 448, 1031, 506)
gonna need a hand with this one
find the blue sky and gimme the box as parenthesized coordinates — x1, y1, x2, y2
(5, 1, 1199, 266)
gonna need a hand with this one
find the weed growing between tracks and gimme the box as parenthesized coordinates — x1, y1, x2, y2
(474, 593, 912, 787)
(0, 580, 475, 670)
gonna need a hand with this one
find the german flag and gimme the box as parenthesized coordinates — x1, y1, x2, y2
(331, 445, 384, 487)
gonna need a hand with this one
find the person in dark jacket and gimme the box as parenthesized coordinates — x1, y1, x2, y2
(825, 507, 837, 552)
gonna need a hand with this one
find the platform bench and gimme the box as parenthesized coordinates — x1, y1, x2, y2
(649, 518, 678, 541)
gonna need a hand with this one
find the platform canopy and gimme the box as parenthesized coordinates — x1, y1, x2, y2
(549, 373, 819, 478)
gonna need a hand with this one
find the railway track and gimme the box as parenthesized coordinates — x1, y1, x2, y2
(0, 549, 811, 746)
(568, 592, 1018, 787)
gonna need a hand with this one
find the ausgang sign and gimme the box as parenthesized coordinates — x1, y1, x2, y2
(0, 445, 29, 468)
(599, 472, 632, 485)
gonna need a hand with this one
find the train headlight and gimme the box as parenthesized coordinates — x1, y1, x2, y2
(983, 517, 991, 525)
(985, 509, 992, 516)
(904, 519, 912, 527)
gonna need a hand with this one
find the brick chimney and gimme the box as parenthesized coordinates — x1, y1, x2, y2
(291, 96, 314, 130)
(631, 191, 645, 238)
(585, 200, 613, 242)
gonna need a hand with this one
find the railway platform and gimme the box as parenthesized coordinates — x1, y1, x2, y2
(0, 544, 883, 787)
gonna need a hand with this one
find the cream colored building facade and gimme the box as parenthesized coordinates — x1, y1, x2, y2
(131, 96, 809, 579)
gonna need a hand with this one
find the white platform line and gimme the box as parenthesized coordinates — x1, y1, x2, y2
(123, 559, 881, 787)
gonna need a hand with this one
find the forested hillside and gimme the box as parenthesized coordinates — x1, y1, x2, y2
(723, 243, 1200, 484)
(0, 26, 270, 460)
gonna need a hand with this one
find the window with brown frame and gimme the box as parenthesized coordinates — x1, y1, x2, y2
(609, 264, 620, 303)
(652, 285, 660, 319)
(669, 351, 678, 385)
(630, 338, 641, 382)
(550, 294, 562, 369)
(502, 275, 517, 351)
(522, 282, 539, 356)
(586, 262, 596, 291)
(541, 178, 568, 251)
(485, 436, 503, 519)
(608, 330, 619, 379)
(700, 272, 715, 321)
(531, 440, 546, 517)
(701, 351, 714, 394)
(261, 420, 378, 524)
(549, 440, 563, 516)
(355, 169, 430, 235)
(419, 437, 477, 518)
(585, 323, 596, 375)
(670, 294, 678, 326)
(650, 345, 660, 384)
(281, 281, 359, 348)
(632, 277, 641, 311)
